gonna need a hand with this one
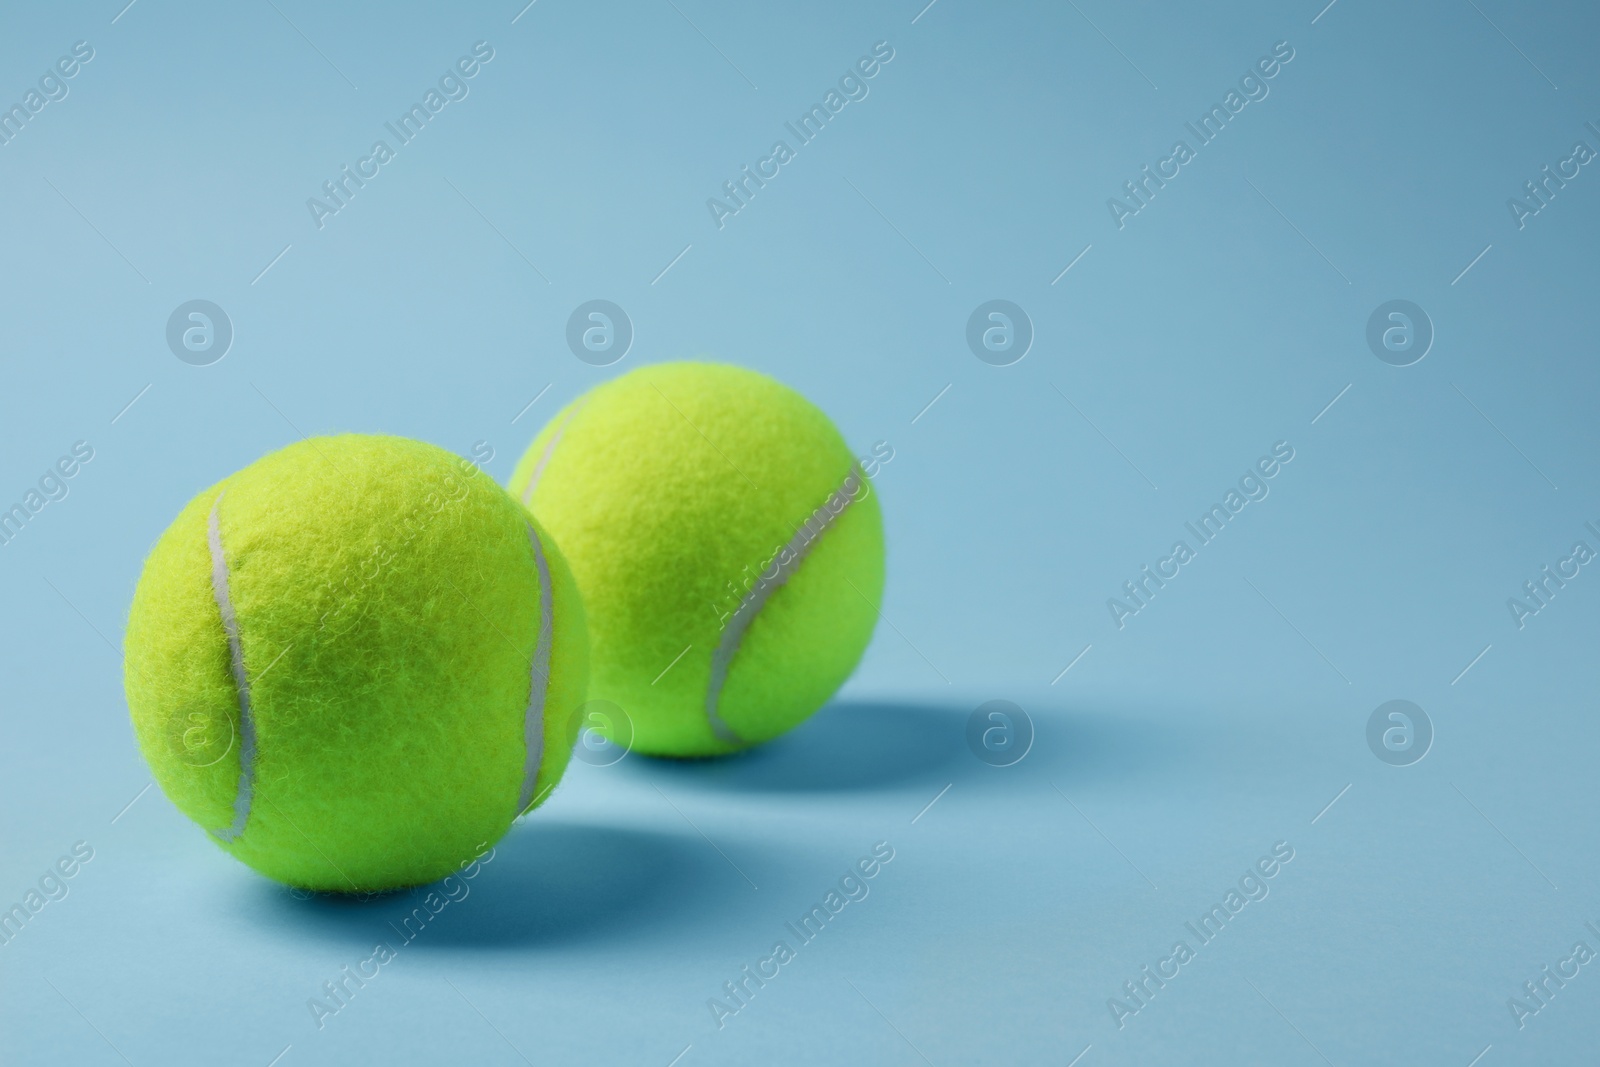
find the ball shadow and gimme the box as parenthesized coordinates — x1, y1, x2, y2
(1045, 707, 1189, 787)
(417, 821, 747, 949)
(615, 699, 1189, 796)
(620, 700, 972, 794)
(247, 821, 762, 951)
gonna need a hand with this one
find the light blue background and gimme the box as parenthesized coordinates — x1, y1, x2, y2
(2, 0, 1598, 1064)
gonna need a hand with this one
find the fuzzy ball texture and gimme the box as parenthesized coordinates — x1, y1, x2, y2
(124, 435, 588, 892)
(509, 362, 884, 757)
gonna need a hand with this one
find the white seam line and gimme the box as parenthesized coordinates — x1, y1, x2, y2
(521, 399, 587, 505)
(518, 523, 554, 814)
(704, 467, 867, 746)
(208, 492, 257, 842)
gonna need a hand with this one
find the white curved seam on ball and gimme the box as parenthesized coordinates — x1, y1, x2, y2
(206, 492, 258, 842)
(704, 467, 866, 746)
(518, 521, 555, 814)
(521, 398, 588, 506)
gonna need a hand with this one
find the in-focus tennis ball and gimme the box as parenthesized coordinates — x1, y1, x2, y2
(124, 435, 587, 892)
(509, 362, 885, 758)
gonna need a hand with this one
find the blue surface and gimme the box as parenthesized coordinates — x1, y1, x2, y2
(2, 1, 1599, 1064)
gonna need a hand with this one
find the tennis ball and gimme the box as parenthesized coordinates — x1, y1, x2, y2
(124, 435, 587, 892)
(509, 362, 885, 758)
